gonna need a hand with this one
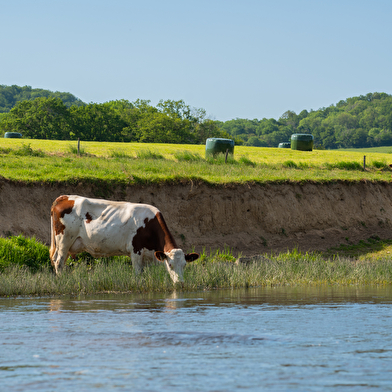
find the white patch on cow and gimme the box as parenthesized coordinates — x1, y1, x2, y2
(161, 249, 187, 284)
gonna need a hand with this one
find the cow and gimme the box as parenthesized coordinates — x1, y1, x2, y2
(50, 195, 199, 283)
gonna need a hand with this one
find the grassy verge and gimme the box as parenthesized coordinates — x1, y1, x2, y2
(1, 236, 392, 297)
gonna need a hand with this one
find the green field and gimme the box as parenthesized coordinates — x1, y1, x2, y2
(1, 139, 392, 184)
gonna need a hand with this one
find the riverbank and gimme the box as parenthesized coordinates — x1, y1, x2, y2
(1, 250, 392, 297)
(2, 179, 392, 256)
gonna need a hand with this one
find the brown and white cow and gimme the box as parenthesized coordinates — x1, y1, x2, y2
(50, 195, 199, 283)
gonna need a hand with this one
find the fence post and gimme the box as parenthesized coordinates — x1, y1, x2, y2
(363, 155, 366, 171)
(225, 149, 229, 163)
(78, 138, 80, 156)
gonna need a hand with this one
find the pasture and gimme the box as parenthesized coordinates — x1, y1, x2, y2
(0, 138, 392, 184)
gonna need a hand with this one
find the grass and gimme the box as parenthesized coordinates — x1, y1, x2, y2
(1, 235, 392, 297)
(0, 140, 392, 185)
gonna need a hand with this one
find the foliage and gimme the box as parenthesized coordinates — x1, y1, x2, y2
(219, 92, 392, 149)
(0, 84, 84, 113)
(0, 235, 50, 272)
(0, 87, 229, 144)
(2, 86, 392, 149)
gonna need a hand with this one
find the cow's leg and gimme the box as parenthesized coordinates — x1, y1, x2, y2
(52, 248, 69, 275)
(131, 251, 144, 275)
(51, 235, 74, 275)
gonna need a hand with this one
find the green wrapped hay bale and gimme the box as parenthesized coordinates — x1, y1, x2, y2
(4, 132, 22, 138)
(291, 133, 314, 151)
(205, 138, 234, 157)
(278, 142, 291, 148)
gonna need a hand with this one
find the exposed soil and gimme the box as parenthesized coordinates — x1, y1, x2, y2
(1, 179, 392, 256)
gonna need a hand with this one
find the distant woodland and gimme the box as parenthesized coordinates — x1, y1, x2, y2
(1, 85, 392, 149)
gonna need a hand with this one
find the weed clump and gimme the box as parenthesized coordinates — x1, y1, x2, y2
(136, 150, 165, 160)
(324, 161, 363, 171)
(174, 150, 203, 162)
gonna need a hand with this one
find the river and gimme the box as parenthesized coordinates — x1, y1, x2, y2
(1, 286, 392, 391)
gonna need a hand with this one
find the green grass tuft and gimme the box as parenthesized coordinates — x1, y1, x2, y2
(325, 161, 363, 170)
(174, 150, 203, 162)
(136, 149, 165, 160)
(283, 160, 298, 168)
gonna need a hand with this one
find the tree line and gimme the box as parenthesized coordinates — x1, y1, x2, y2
(1, 85, 392, 148)
(0, 95, 227, 143)
(219, 92, 392, 149)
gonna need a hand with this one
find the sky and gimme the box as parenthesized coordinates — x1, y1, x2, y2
(1, 0, 392, 122)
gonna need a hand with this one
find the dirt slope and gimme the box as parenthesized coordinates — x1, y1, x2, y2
(1, 179, 392, 255)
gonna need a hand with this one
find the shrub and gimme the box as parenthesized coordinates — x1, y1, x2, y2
(0, 235, 51, 272)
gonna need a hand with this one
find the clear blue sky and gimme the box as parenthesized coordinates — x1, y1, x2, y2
(2, 0, 392, 121)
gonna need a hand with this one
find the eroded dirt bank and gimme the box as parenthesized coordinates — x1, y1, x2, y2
(1, 179, 392, 255)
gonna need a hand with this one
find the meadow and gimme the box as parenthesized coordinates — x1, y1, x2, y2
(1, 138, 392, 184)
(1, 139, 392, 295)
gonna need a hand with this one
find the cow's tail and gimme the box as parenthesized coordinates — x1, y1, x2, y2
(49, 211, 56, 266)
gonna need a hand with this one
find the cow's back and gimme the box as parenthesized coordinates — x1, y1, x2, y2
(51, 195, 161, 257)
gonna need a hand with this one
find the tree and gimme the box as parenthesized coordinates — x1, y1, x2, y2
(136, 112, 192, 143)
(0, 97, 70, 139)
(69, 103, 127, 142)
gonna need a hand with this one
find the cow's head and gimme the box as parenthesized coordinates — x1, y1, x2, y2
(155, 249, 199, 283)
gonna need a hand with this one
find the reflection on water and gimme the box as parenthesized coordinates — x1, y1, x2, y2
(1, 286, 392, 391)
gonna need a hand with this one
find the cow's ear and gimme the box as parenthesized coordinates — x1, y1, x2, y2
(185, 253, 199, 263)
(154, 251, 167, 262)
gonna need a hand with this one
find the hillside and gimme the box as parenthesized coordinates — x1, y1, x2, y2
(0, 85, 85, 113)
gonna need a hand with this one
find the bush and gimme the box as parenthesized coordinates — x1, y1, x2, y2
(0, 235, 51, 272)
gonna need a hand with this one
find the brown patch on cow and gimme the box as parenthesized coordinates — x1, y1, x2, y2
(85, 212, 93, 223)
(132, 212, 178, 255)
(51, 195, 75, 235)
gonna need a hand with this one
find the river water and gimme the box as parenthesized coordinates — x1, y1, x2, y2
(1, 286, 392, 391)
